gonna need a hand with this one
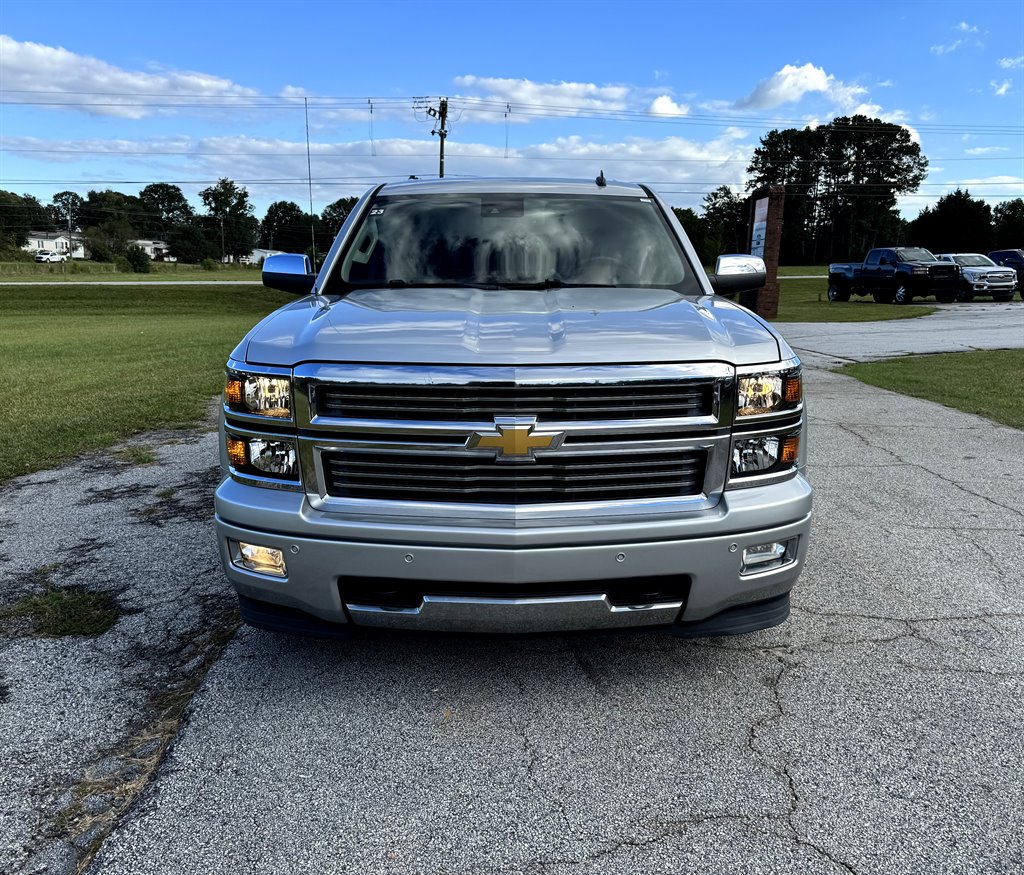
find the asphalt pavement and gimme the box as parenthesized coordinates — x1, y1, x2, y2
(1, 305, 1022, 875)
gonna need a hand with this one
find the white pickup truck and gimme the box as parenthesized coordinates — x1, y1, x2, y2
(215, 178, 811, 637)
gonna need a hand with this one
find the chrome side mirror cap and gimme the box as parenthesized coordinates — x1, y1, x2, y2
(709, 254, 766, 296)
(262, 253, 316, 295)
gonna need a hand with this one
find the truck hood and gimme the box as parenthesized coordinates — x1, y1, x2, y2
(240, 287, 783, 367)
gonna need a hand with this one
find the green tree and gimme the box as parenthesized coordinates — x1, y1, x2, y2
(908, 189, 992, 254)
(0, 191, 52, 251)
(260, 200, 309, 251)
(79, 190, 144, 233)
(747, 115, 927, 262)
(699, 186, 747, 264)
(166, 220, 217, 264)
(138, 183, 194, 239)
(48, 191, 84, 232)
(321, 196, 358, 237)
(83, 219, 135, 262)
(124, 244, 152, 273)
(671, 207, 705, 261)
(992, 198, 1024, 249)
(199, 178, 257, 261)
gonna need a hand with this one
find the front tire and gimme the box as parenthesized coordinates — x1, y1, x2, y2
(894, 284, 913, 305)
(827, 283, 850, 302)
(872, 290, 895, 304)
(994, 293, 1013, 302)
(936, 290, 958, 304)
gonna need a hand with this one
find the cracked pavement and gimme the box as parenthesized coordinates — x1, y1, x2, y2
(1, 309, 1022, 874)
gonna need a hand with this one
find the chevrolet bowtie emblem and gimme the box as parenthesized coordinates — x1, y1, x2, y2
(468, 417, 564, 462)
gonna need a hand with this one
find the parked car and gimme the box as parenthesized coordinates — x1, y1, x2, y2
(828, 247, 960, 304)
(215, 177, 811, 638)
(34, 250, 66, 263)
(987, 249, 1024, 286)
(936, 253, 1016, 301)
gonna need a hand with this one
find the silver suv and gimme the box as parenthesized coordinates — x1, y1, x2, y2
(216, 178, 811, 638)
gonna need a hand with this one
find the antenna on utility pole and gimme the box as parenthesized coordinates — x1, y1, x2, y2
(426, 98, 448, 178)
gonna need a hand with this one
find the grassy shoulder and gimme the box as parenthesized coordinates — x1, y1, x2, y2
(0, 283, 291, 482)
(840, 349, 1024, 430)
(0, 261, 265, 282)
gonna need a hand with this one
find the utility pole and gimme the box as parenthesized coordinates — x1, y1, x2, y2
(427, 98, 448, 178)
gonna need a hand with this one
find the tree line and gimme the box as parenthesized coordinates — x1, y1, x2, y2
(1, 113, 1021, 267)
(674, 115, 1022, 265)
(0, 180, 357, 266)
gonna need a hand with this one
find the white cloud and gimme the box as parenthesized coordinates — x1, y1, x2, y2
(876, 79, 894, 88)
(999, 56, 1024, 69)
(735, 63, 867, 110)
(956, 21, 979, 33)
(965, 146, 1009, 155)
(991, 79, 1012, 97)
(647, 95, 689, 117)
(0, 35, 260, 118)
(453, 76, 630, 114)
(931, 40, 963, 55)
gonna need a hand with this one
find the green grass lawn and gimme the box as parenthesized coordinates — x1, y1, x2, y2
(0, 283, 290, 481)
(772, 278, 935, 322)
(840, 349, 1024, 430)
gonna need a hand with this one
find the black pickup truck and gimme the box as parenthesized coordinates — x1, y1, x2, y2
(828, 247, 961, 304)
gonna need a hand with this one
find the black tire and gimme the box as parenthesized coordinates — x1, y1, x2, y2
(994, 294, 1013, 302)
(894, 283, 913, 305)
(827, 282, 850, 302)
(936, 290, 958, 304)
(872, 290, 895, 304)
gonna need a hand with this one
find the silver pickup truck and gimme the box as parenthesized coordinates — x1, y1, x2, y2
(215, 178, 811, 637)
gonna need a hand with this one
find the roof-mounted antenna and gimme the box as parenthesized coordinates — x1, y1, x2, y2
(596, 170, 607, 187)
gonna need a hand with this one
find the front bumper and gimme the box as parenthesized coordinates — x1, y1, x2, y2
(215, 474, 812, 635)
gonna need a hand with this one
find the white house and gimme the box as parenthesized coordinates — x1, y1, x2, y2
(22, 231, 85, 260)
(132, 239, 175, 262)
(245, 248, 285, 264)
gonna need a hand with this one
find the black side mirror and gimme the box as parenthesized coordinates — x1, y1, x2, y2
(262, 253, 316, 295)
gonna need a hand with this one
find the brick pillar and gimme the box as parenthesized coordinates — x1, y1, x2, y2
(756, 185, 785, 319)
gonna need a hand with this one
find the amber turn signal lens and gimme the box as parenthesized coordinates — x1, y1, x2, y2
(225, 379, 242, 406)
(227, 437, 247, 469)
(780, 435, 800, 465)
(784, 376, 802, 405)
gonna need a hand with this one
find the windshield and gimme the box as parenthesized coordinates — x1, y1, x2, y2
(331, 193, 694, 292)
(897, 248, 937, 263)
(952, 255, 995, 267)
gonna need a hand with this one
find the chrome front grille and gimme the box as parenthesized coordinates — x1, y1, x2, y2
(294, 363, 733, 517)
(316, 381, 714, 421)
(322, 448, 707, 504)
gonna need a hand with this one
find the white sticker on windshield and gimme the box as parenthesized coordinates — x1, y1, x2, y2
(369, 208, 385, 216)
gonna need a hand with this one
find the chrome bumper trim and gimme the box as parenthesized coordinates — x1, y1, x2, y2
(346, 594, 683, 633)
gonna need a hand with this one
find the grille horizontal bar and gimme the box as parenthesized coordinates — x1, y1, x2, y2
(316, 381, 714, 422)
(322, 449, 706, 504)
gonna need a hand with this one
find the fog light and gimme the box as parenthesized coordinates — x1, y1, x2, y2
(247, 439, 298, 476)
(741, 539, 796, 574)
(732, 433, 800, 476)
(232, 541, 287, 577)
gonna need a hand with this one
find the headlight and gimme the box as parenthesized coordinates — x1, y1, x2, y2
(225, 371, 292, 419)
(737, 367, 801, 417)
(911, 266, 928, 275)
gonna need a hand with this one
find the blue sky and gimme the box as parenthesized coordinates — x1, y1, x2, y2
(1, 0, 1022, 220)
